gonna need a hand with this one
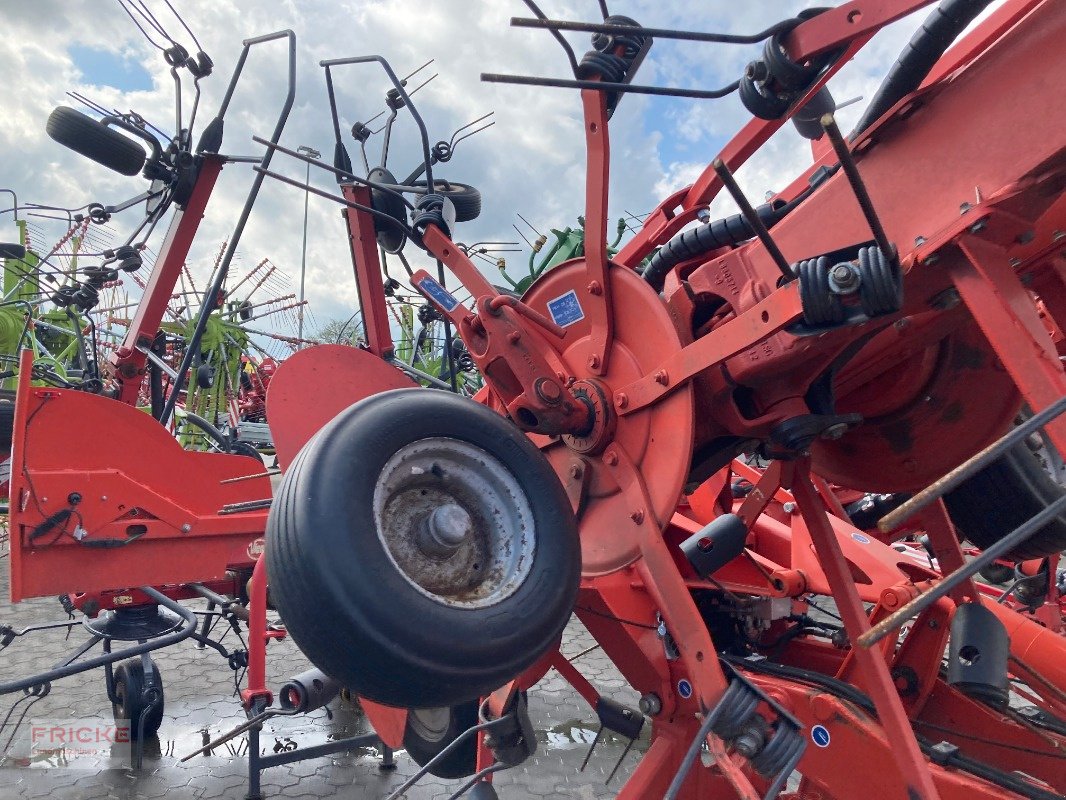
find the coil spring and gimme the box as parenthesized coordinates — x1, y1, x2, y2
(856, 245, 902, 317)
(577, 50, 628, 83)
(591, 15, 647, 56)
(418, 303, 442, 325)
(72, 282, 100, 312)
(750, 719, 805, 779)
(796, 255, 844, 326)
(410, 193, 450, 245)
(711, 674, 805, 786)
(739, 7, 838, 120)
(709, 679, 761, 740)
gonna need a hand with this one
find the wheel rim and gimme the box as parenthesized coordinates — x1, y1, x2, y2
(373, 436, 535, 609)
(407, 707, 452, 743)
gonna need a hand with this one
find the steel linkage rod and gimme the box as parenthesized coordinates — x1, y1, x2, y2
(481, 73, 740, 100)
(820, 114, 894, 257)
(878, 393, 1066, 532)
(510, 15, 802, 45)
(711, 159, 793, 281)
(861, 492, 1066, 649)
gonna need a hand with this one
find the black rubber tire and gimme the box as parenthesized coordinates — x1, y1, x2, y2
(0, 402, 14, 453)
(46, 107, 146, 177)
(978, 563, 1014, 585)
(266, 389, 580, 708)
(369, 167, 407, 254)
(113, 658, 164, 738)
(944, 440, 1066, 560)
(403, 702, 479, 778)
(0, 243, 26, 260)
(408, 180, 481, 223)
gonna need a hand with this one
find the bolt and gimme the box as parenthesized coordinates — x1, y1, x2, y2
(508, 330, 521, 345)
(587, 280, 603, 296)
(968, 219, 987, 234)
(1053, 230, 1066, 242)
(745, 60, 769, 82)
(638, 694, 662, 716)
(100, 495, 108, 502)
(418, 503, 472, 558)
(181, 523, 192, 533)
(782, 502, 796, 514)
(830, 264, 852, 283)
(587, 354, 601, 370)
(631, 509, 645, 524)
(893, 318, 910, 331)
(922, 254, 940, 266)
(654, 370, 669, 386)
(535, 377, 562, 404)
(959, 202, 972, 215)
(615, 392, 629, 409)
(604, 451, 619, 467)
(914, 236, 926, 246)
(1010, 258, 1022, 268)
(1016, 230, 1035, 245)
(732, 724, 766, 759)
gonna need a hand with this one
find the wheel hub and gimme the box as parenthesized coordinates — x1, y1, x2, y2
(373, 437, 536, 609)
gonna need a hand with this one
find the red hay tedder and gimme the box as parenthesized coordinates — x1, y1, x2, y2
(4, 0, 1066, 798)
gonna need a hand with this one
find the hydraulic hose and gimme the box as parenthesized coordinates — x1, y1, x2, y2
(851, 0, 994, 137)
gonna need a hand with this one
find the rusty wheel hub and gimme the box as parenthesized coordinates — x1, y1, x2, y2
(373, 437, 535, 608)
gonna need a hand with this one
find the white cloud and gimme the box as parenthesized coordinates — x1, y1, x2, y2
(0, 0, 994, 346)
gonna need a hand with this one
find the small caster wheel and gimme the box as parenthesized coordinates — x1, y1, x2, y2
(113, 658, 164, 738)
(978, 562, 1014, 585)
(403, 702, 480, 778)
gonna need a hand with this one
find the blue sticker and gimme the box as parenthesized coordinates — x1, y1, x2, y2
(811, 725, 831, 748)
(677, 679, 693, 699)
(417, 275, 459, 312)
(851, 533, 871, 544)
(546, 290, 585, 327)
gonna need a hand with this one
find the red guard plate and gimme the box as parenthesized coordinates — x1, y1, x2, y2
(267, 345, 415, 470)
(522, 261, 695, 576)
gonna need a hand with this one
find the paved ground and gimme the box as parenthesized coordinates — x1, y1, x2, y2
(0, 555, 650, 800)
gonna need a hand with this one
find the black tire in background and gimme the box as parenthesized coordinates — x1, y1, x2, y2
(403, 702, 480, 778)
(112, 658, 164, 738)
(944, 440, 1066, 561)
(266, 389, 580, 709)
(0, 402, 14, 453)
(46, 106, 147, 177)
(408, 180, 482, 223)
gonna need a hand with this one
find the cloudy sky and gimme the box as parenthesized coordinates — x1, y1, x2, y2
(0, 0, 965, 342)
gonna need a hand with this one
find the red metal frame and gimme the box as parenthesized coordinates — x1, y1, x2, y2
(108, 157, 224, 404)
(9, 0, 1066, 795)
(384, 2, 1066, 794)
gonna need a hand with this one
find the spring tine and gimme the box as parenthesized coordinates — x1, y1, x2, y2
(820, 114, 894, 258)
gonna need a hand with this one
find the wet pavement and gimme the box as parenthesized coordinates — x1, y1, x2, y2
(0, 557, 649, 799)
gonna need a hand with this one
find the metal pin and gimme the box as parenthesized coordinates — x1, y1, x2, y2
(711, 159, 794, 282)
(220, 470, 280, 484)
